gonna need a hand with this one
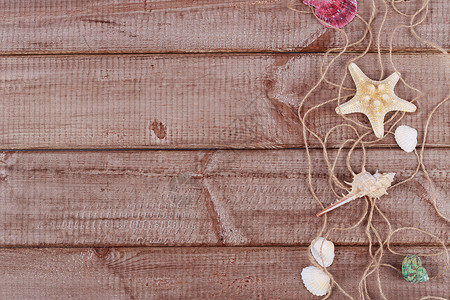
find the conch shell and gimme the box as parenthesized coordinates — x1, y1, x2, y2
(317, 170, 395, 216)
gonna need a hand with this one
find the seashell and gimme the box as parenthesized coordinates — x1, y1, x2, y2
(317, 170, 395, 216)
(395, 125, 418, 153)
(303, 0, 357, 28)
(310, 237, 335, 267)
(402, 255, 429, 283)
(301, 266, 331, 296)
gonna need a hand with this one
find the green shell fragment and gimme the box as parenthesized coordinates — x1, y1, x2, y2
(402, 255, 429, 283)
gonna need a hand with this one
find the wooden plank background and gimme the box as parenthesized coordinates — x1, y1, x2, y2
(0, 0, 448, 53)
(0, 0, 448, 299)
(0, 149, 448, 246)
(0, 54, 448, 149)
(0, 247, 448, 299)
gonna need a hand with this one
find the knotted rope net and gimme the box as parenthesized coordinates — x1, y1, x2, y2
(289, 0, 449, 298)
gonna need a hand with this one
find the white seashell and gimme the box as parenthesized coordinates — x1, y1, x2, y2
(317, 170, 395, 216)
(395, 125, 418, 153)
(310, 237, 335, 267)
(301, 266, 331, 296)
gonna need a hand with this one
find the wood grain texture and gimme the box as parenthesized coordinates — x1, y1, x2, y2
(0, 246, 448, 299)
(0, 53, 448, 149)
(0, 0, 448, 54)
(2, 0, 448, 297)
(0, 148, 447, 247)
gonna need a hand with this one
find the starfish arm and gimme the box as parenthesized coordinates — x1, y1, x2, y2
(383, 72, 400, 87)
(367, 111, 386, 138)
(348, 63, 371, 86)
(335, 97, 364, 115)
(391, 96, 417, 112)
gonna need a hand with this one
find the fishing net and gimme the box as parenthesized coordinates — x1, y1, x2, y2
(289, 0, 449, 298)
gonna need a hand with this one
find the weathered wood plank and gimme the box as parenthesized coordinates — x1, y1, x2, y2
(0, 148, 447, 246)
(0, 53, 448, 149)
(0, 0, 447, 54)
(0, 246, 448, 299)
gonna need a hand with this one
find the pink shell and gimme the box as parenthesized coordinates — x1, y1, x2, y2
(303, 0, 357, 28)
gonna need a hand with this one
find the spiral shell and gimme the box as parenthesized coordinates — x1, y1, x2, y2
(301, 266, 331, 296)
(310, 237, 335, 267)
(317, 170, 395, 216)
(395, 125, 418, 153)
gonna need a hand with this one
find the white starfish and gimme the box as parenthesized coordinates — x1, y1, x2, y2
(336, 63, 417, 138)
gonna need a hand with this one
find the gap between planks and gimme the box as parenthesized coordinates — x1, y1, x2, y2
(0, 145, 449, 151)
(0, 50, 448, 57)
(1, 243, 449, 249)
(0, 49, 448, 57)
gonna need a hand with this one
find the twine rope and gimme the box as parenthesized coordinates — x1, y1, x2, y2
(289, 0, 449, 298)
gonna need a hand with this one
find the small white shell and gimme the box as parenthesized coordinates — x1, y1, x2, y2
(301, 266, 331, 296)
(310, 237, 335, 267)
(395, 125, 417, 153)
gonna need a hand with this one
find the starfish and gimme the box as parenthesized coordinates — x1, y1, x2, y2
(335, 63, 417, 138)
